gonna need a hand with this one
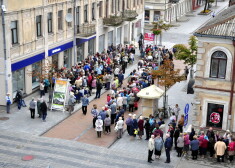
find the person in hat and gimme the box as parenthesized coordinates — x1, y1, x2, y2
(5, 93, 11, 114)
(95, 116, 103, 138)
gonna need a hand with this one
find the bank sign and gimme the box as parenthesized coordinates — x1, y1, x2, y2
(48, 42, 73, 56)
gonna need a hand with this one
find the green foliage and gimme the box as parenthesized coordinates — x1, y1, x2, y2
(173, 36, 198, 66)
(151, 20, 173, 34)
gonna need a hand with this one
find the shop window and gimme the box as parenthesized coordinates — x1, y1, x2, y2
(77, 43, 84, 62)
(32, 62, 42, 89)
(206, 103, 224, 128)
(210, 51, 227, 79)
(145, 10, 150, 21)
(11, 21, 18, 44)
(99, 35, 105, 53)
(48, 12, 53, 33)
(64, 49, 72, 68)
(36, 15, 42, 37)
(12, 68, 25, 97)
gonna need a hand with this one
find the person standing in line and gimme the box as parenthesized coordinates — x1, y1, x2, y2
(68, 94, 76, 115)
(183, 132, 190, 156)
(95, 116, 103, 138)
(164, 133, 173, 163)
(122, 96, 127, 111)
(40, 99, 47, 122)
(177, 133, 184, 157)
(125, 114, 132, 135)
(147, 135, 155, 163)
(110, 102, 117, 124)
(39, 81, 45, 98)
(128, 94, 135, 112)
(154, 134, 164, 159)
(190, 135, 200, 160)
(173, 104, 180, 122)
(174, 126, 180, 149)
(228, 137, 235, 163)
(138, 116, 144, 139)
(15, 90, 23, 110)
(37, 98, 42, 118)
(91, 104, 99, 128)
(29, 98, 36, 119)
(206, 127, 215, 157)
(95, 79, 102, 99)
(144, 118, 151, 140)
(214, 138, 227, 162)
(81, 95, 89, 115)
(104, 114, 111, 134)
(116, 117, 124, 139)
(177, 115, 184, 133)
(5, 93, 11, 114)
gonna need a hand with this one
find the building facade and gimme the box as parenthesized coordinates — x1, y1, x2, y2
(144, 0, 192, 24)
(193, 5, 235, 132)
(0, 0, 144, 105)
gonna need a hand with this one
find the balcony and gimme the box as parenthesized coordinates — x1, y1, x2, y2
(122, 10, 138, 21)
(103, 15, 123, 27)
(77, 24, 96, 37)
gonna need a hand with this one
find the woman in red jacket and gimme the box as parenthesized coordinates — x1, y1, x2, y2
(228, 137, 235, 163)
(138, 116, 144, 139)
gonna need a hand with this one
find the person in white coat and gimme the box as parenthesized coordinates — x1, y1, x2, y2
(148, 135, 155, 163)
(95, 116, 103, 138)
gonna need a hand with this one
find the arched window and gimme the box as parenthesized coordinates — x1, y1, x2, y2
(210, 51, 227, 79)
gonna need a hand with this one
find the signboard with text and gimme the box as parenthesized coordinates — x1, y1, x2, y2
(184, 103, 189, 127)
(144, 33, 154, 41)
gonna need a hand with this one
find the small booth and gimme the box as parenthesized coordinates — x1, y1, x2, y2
(137, 85, 164, 118)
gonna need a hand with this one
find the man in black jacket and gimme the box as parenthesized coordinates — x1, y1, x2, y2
(95, 79, 102, 99)
(165, 134, 173, 163)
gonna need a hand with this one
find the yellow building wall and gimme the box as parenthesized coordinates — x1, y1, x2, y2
(7, 0, 43, 12)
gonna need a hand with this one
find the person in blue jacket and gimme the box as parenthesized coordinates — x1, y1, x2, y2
(164, 133, 173, 163)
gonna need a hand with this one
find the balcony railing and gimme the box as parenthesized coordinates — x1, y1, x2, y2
(103, 15, 123, 27)
(122, 10, 138, 21)
(77, 24, 96, 37)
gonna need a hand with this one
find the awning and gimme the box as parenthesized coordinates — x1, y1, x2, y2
(137, 85, 164, 99)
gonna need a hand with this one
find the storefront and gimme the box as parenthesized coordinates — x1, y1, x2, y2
(88, 38, 95, 56)
(77, 43, 84, 62)
(206, 103, 224, 128)
(52, 54, 59, 69)
(99, 34, 105, 53)
(12, 68, 25, 96)
(64, 49, 72, 68)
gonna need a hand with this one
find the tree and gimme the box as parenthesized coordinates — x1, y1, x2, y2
(152, 20, 172, 46)
(152, 60, 185, 117)
(27, 58, 56, 89)
(173, 35, 198, 78)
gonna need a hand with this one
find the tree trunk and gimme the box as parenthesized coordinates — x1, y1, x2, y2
(190, 67, 194, 79)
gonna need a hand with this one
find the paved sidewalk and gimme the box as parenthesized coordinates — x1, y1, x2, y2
(0, 55, 140, 136)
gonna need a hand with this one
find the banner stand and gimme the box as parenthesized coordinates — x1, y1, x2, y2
(51, 79, 69, 112)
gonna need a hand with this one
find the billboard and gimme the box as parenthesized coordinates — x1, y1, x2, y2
(144, 33, 155, 41)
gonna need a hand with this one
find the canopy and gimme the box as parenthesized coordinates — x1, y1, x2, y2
(137, 85, 164, 99)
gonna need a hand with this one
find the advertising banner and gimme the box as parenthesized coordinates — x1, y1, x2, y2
(51, 79, 68, 111)
(144, 33, 154, 41)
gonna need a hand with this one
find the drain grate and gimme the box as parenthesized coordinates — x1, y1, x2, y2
(0, 117, 9, 120)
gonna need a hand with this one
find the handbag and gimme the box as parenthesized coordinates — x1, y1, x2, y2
(114, 124, 118, 132)
(134, 129, 138, 135)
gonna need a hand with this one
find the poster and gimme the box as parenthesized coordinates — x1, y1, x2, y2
(144, 33, 154, 41)
(51, 79, 68, 111)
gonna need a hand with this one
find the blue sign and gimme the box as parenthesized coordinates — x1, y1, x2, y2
(184, 103, 189, 115)
(184, 103, 189, 127)
(48, 41, 73, 56)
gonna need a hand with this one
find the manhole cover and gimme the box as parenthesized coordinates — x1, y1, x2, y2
(0, 117, 9, 120)
(22, 155, 34, 161)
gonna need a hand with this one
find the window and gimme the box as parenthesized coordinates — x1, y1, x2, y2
(99, 1, 103, 17)
(154, 11, 160, 21)
(12, 68, 25, 97)
(106, 0, 109, 18)
(122, 0, 125, 11)
(206, 103, 224, 128)
(112, 0, 115, 13)
(84, 5, 88, 22)
(92, 3, 95, 20)
(58, 10, 63, 30)
(210, 51, 227, 79)
(36, 15, 42, 37)
(48, 13, 53, 33)
(76, 7, 80, 34)
(145, 10, 150, 21)
(127, 0, 129, 8)
(117, 0, 120, 11)
(11, 21, 18, 44)
(67, 8, 72, 27)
